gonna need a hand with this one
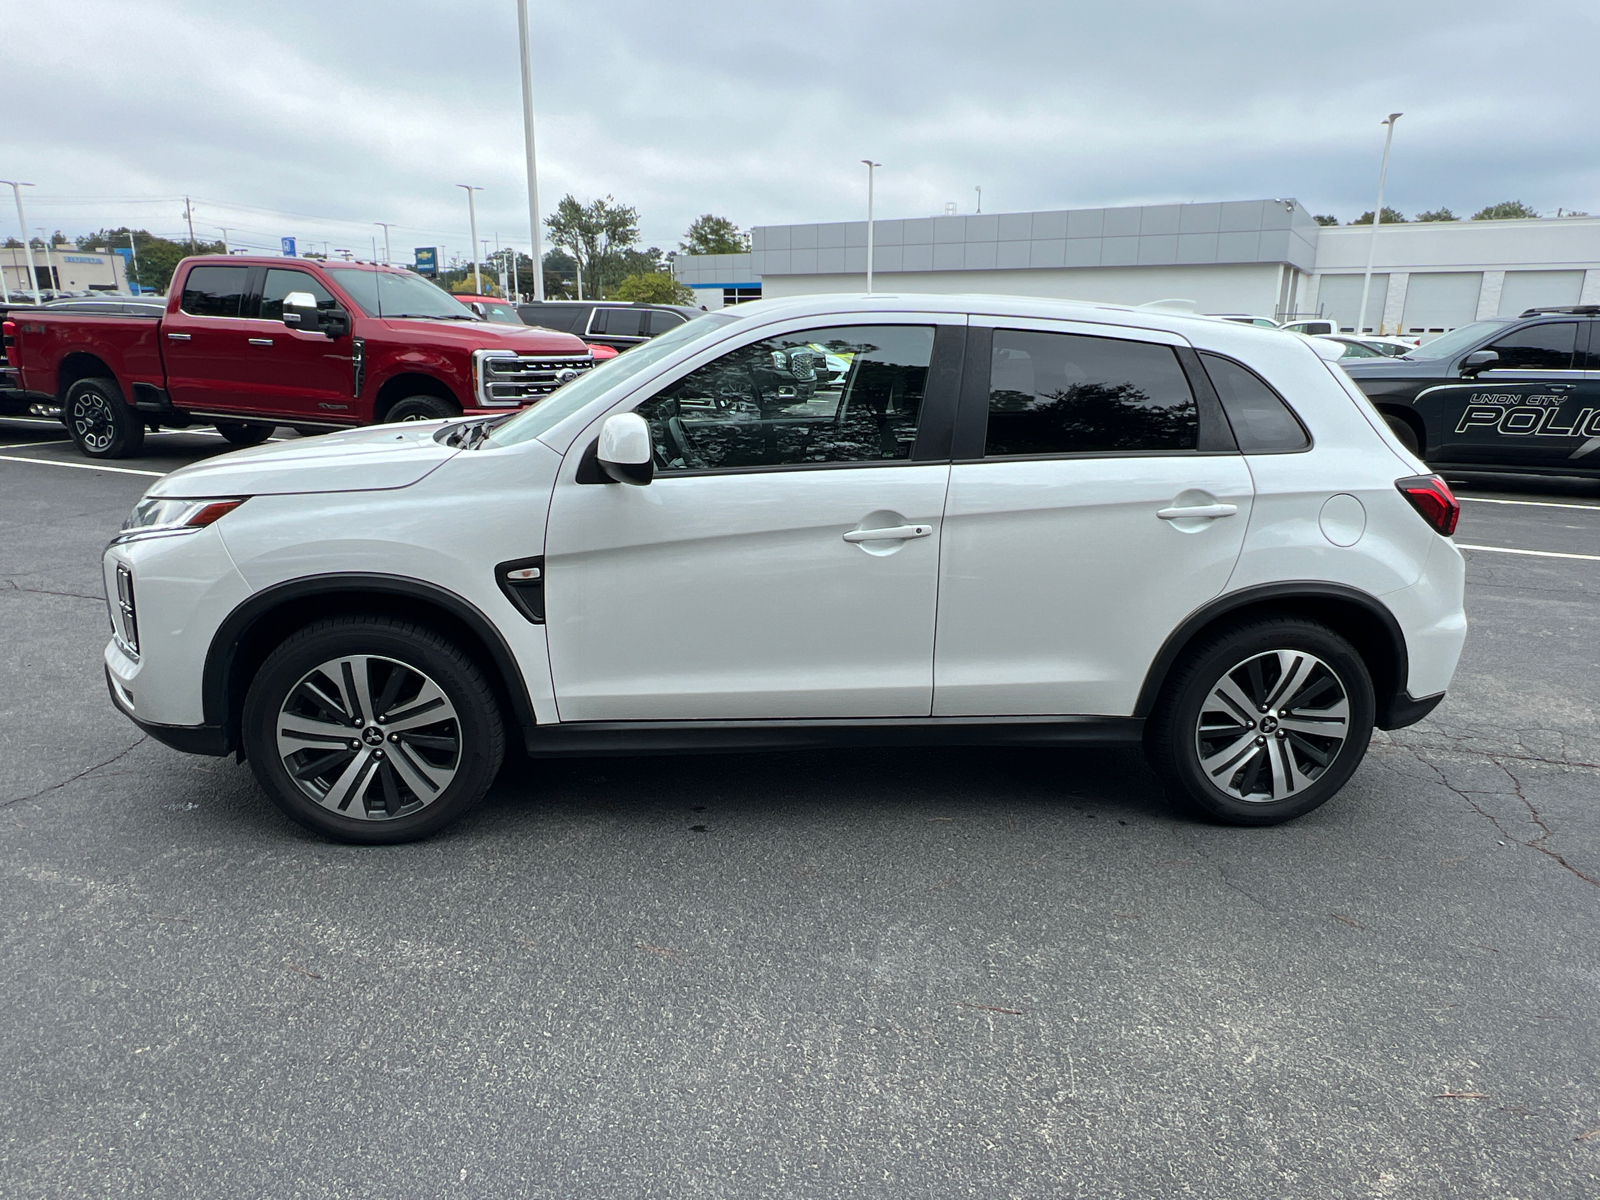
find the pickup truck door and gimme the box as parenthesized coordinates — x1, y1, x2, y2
(160, 264, 264, 415)
(251, 267, 358, 421)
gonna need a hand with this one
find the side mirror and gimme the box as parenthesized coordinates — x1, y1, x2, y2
(469, 301, 487, 318)
(1461, 349, 1499, 374)
(282, 291, 319, 330)
(596, 412, 653, 485)
(321, 307, 351, 339)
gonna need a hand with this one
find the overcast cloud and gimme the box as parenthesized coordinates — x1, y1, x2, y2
(6, 0, 1598, 264)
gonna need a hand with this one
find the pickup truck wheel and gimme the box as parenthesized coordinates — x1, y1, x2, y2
(65, 377, 144, 459)
(384, 395, 460, 423)
(215, 421, 275, 447)
(241, 616, 506, 844)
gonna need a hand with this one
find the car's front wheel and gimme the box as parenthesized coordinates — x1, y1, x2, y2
(242, 616, 505, 844)
(1145, 617, 1375, 826)
(383, 395, 460, 423)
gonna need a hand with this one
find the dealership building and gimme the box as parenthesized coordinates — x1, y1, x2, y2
(1, 242, 131, 297)
(674, 198, 1600, 336)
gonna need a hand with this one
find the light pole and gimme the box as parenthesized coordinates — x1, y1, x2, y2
(375, 221, 394, 265)
(1357, 113, 1402, 336)
(975, 185, 982, 214)
(128, 230, 141, 294)
(216, 227, 230, 254)
(457, 184, 483, 294)
(37, 228, 58, 295)
(861, 159, 880, 295)
(516, 0, 545, 301)
(183, 196, 197, 252)
(1, 181, 41, 303)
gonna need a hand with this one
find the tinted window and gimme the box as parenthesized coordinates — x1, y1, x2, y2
(984, 330, 1197, 456)
(1201, 353, 1309, 452)
(1486, 322, 1578, 370)
(593, 308, 646, 338)
(180, 265, 249, 318)
(648, 310, 687, 334)
(520, 305, 585, 333)
(633, 324, 935, 471)
(260, 269, 337, 321)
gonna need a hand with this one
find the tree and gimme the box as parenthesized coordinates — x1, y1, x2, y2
(544, 194, 640, 299)
(613, 272, 695, 305)
(542, 248, 577, 298)
(1473, 200, 1539, 220)
(69, 227, 223, 292)
(1414, 208, 1458, 222)
(1312, 214, 1339, 227)
(1350, 207, 1407, 225)
(680, 214, 749, 255)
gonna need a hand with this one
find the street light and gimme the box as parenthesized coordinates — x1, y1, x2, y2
(1, 181, 41, 303)
(516, 0, 545, 301)
(375, 221, 394, 265)
(457, 184, 483, 294)
(36, 228, 58, 296)
(861, 160, 880, 295)
(1357, 112, 1402, 336)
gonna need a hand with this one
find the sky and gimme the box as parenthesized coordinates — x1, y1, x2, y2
(5, 0, 1599, 267)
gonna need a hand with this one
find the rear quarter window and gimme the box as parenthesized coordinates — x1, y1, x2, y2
(1200, 352, 1310, 452)
(179, 265, 249, 318)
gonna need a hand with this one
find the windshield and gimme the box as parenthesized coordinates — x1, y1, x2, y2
(481, 302, 523, 325)
(1401, 319, 1511, 360)
(489, 310, 742, 448)
(325, 267, 475, 320)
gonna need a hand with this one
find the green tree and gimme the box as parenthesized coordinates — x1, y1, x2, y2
(612, 272, 695, 305)
(680, 214, 749, 255)
(1414, 208, 1458, 222)
(1350, 207, 1408, 225)
(1473, 200, 1539, 220)
(544, 194, 640, 299)
(1312, 214, 1339, 227)
(71, 227, 222, 292)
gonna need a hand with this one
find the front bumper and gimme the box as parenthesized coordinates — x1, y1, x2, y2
(105, 666, 231, 755)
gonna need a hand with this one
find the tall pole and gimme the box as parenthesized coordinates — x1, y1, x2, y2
(37, 229, 58, 295)
(375, 222, 393, 265)
(458, 184, 483, 294)
(975, 185, 982, 214)
(128, 230, 140, 294)
(216, 227, 230, 254)
(2, 182, 41, 303)
(516, 0, 545, 301)
(183, 196, 197, 252)
(861, 159, 880, 295)
(1357, 113, 1401, 336)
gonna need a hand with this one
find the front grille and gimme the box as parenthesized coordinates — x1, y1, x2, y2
(114, 563, 139, 657)
(474, 352, 594, 407)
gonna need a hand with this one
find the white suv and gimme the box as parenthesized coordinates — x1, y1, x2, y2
(102, 294, 1467, 843)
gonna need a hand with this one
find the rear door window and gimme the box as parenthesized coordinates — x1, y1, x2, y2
(984, 330, 1198, 456)
(179, 265, 249, 318)
(592, 308, 646, 338)
(1200, 353, 1309, 451)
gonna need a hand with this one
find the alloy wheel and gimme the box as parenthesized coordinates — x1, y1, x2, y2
(1194, 649, 1351, 803)
(73, 392, 116, 453)
(274, 654, 461, 820)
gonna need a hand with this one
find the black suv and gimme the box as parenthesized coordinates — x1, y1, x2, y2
(1341, 306, 1600, 477)
(516, 301, 700, 351)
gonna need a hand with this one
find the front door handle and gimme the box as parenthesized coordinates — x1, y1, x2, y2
(842, 523, 933, 543)
(247, 337, 274, 346)
(166, 332, 191, 341)
(1157, 503, 1238, 521)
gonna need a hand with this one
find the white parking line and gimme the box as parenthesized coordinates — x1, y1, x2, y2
(1459, 496, 1600, 512)
(1457, 543, 1600, 562)
(0, 438, 69, 447)
(0, 453, 164, 478)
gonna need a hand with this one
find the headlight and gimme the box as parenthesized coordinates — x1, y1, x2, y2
(113, 496, 247, 544)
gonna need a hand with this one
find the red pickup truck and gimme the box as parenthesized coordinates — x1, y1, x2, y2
(4, 256, 605, 459)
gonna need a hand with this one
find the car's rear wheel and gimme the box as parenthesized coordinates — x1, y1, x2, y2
(215, 421, 275, 447)
(242, 616, 505, 844)
(384, 395, 460, 423)
(1145, 617, 1375, 826)
(65, 377, 144, 459)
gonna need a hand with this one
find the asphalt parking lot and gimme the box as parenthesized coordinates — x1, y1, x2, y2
(3, 415, 1598, 1199)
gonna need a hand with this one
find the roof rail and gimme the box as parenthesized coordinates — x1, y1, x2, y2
(1519, 305, 1600, 317)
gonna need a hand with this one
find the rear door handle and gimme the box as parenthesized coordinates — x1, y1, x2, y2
(843, 524, 933, 543)
(1157, 503, 1238, 521)
(166, 332, 191, 341)
(247, 338, 274, 346)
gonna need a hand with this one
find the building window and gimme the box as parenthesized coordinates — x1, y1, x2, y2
(723, 286, 761, 305)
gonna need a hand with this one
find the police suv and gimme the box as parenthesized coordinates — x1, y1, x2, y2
(1341, 306, 1600, 477)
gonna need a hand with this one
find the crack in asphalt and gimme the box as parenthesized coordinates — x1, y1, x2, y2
(1, 579, 102, 602)
(0, 737, 149, 810)
(1385, 743, 1600, 889)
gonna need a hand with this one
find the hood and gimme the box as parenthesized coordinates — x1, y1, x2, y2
(378, 317, 589, 356)
(151, 421, 460, 498)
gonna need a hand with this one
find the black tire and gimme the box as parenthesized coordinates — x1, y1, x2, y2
(64, 377, 144, 459)
(291, 425, 328, 437)
(1144, 617, 1375, 826)
(383, 395, 460, 423)
(1384, 413, 1422, 457)
(215, 421, 275, 447)
(241, 616, 505, 844)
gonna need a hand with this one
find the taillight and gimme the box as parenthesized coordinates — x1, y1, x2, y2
(1395, 474, 1460, 536)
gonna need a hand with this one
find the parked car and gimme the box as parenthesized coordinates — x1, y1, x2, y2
(4, 256, 597, 458)
(1213, 315, 1280, 328)
(517, 300, 701, 352)
(453, 295, 524, 325)
(1340, 304, 1600, 474)
(102, 293, 1466, 843)
(1313, 335, 1387, 360)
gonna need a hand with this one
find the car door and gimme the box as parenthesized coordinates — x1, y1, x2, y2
(1426, 319, 1585, 466)
(933, 319, 1253, 717)
(542, 315, 962, 721)
(250, 267, 357, 420)
(160, 263, 260, 413)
